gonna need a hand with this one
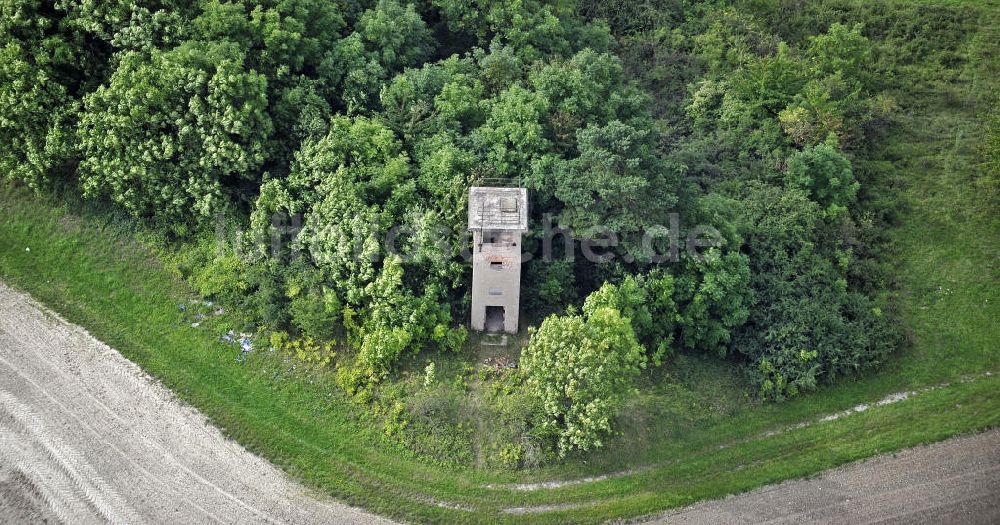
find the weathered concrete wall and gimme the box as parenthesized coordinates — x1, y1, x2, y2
(470, 230, 522, 333)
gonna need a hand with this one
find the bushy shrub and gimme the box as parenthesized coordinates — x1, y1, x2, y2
(733, 183, 901, 399)
(284, 263, 342, 341)
(583, 272, 677, 365)
(162, 235, 251, 308)
(0, 41, 76, 191)
(752, 348, 820, 401)
(521, 306, 646, 456)
(785, 135, 859, 217)
(673, 250, 754, 357)
(77, 42, 271, 224)
(271, 331, 337, 368)
(246, 260, 291, 329)
(523, 258, 577, 315)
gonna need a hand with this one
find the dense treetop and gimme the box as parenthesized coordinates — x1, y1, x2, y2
(2, 0, 905, 455)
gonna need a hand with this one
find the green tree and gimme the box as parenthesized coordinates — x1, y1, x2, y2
(263, 115, 466, 384)
(192, 0, 344, 79)
(269, 76, 332, 163)
(354, 256, 463, 380)
(286, 116, 409, 302)
(474, 43, 524, 94)
(776, 23, 875, 149)
(191, 0, 345, 169)
(521, 306, 646, 456)
(77, 42, 271, 224)
(430, 0, 583, 60)
(57, 0, 192, 54)
(336, 0, 434, 111)
(583, 272, 677, 365)
(692, 10, 779, 75)
(380, 56, 482, 141)
(527, 49, 647, 151)
(674, 250, 753, 357)
(523, 258, 577, 316)
(407, 132, 478, 299)
(732, 182, 898, 399)
(285, 262, 341, 340)
(806, 23, 871, 86)
(739, 247, 898, 400)
(0, 41, 76, 190)
(354, 0, 433, 73)
(778, 78, 849, 147)
(784, 135, 859, 217)
(733, 42, 808, 118)
(0, 0, 95, 191)
(547, 120, 682, 257)
(473, 84, 550, 179)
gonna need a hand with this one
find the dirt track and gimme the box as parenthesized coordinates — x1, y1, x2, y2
(2, 280, 1000, 524)
(0, 282, 392, 524)
(653, 428, 1000, 524)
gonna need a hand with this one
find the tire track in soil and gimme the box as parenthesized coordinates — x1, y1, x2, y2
(0, 282, 393, 524)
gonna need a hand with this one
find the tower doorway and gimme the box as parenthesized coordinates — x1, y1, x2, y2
(484, 306, 505, 333)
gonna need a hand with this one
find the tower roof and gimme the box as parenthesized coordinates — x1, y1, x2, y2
(468, 187, 528, 231)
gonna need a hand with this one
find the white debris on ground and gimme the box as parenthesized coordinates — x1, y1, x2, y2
(221, 330, 256, 362)
(178, 300, 255, 362)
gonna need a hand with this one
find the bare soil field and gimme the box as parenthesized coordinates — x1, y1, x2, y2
(654, 428, 1000, 524)
(0, 282, 391, 524)
(2, 279, 998, 524)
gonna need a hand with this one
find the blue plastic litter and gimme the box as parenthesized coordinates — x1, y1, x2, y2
(222, 330, 255, 362)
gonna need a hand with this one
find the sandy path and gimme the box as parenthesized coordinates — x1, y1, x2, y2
(0, 282, 393, 524)
(653, 427, 1000, 524)
(3, 278, 999, 524)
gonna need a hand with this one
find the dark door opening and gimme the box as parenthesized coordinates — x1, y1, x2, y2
(484, 306, 505, 333)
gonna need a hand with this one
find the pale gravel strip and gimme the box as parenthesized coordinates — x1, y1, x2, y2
(0, 281, 394, 524)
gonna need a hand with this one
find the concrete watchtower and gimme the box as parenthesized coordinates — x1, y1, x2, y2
(468, 187, 528, 333)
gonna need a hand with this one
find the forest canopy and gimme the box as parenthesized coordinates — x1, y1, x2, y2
(2, 0, 905, 458)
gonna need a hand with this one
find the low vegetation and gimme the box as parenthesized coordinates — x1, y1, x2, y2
(1, 0, 998, 522)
